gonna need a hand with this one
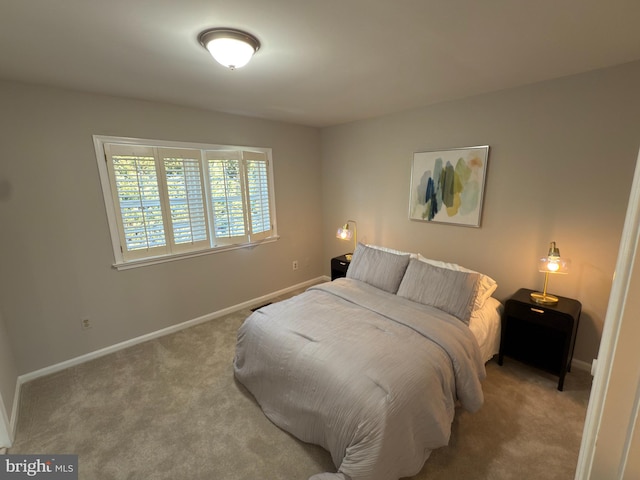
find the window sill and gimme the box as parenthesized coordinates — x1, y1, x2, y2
(112, 236, 280, 271)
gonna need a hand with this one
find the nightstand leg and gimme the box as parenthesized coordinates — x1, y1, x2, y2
(557, 373, 565, 391)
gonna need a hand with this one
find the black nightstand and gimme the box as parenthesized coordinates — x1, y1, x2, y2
(331, 255, 351, 280)
(498, 288, 581, 391)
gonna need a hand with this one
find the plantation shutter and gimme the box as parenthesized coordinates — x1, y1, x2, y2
(98, 136, 277, 266)
(205, 151, 249, 245)
(158, 148, 210, 252)
(243, 150, 273, 241)
(104, 143, 169, 260)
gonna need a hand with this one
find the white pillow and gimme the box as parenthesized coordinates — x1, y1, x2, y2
(417, 254, 497, 310)
(366, 244, 419, 259)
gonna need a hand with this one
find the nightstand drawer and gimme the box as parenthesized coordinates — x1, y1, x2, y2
(331, 257, 349, 271)
(331, 255, 351, 280)
(504, 301, 572, 331)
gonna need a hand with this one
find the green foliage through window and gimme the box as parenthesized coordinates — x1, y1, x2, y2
(98, 138, 276, 264)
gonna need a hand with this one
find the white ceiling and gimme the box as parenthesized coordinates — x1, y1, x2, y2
(2, 0, 640, 127)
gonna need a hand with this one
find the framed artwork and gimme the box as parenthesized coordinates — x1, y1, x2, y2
(409, 145, 489, 227)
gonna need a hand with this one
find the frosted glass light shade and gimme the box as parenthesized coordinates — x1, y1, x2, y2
(336, 226, 353, 240)
(199, 28, 260, 70)
(205, 37, 255, 69)
(538, 241, 570, 274)
(531, 241, 570, 305)
(538, 255, 570, 274)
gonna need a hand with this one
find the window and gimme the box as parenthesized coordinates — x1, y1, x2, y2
(94, 136, 277, 268)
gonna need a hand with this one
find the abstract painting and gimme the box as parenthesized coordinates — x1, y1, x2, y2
(409, 146, 489, 227)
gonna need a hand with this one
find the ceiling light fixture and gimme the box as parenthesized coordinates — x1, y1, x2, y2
(198, 28, 260, 70)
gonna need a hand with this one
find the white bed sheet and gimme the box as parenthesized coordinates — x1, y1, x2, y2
(468, 296, 503, 363)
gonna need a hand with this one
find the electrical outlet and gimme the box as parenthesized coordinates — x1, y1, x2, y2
(81, 318, 92, 330)
(292, 260, 299, 271)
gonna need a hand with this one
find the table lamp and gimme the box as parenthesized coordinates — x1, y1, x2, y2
(336, 220, 357, 261)
(530, 241, 570, 305)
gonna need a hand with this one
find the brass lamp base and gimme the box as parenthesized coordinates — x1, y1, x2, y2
(530, 291, 559, 305)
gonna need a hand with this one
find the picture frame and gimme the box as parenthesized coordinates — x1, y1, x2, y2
(408, 145, 489, 227)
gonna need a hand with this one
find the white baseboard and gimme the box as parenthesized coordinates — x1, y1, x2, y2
(571, 358, 592, 373)
(10, 276, 329, 439)
(19, 276, 327, 384)
(0, 395, 11, 449)
(7, 383, 20, 447)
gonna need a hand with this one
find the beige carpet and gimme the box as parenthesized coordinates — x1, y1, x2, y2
(8, 290, 591, 479)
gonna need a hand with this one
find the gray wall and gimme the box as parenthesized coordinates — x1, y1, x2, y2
(321, 61, 640, 364)
(3, 60, 640, 374)
(0, 80, 324, 374)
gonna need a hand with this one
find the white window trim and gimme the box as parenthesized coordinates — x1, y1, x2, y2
(93, 135, 278, 270)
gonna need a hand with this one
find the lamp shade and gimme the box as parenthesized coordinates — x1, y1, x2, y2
(538, 254, 570, 274)
(531, 241, 570, 305)
(336, 225, 353, 241)
(199, 28, 260, 69)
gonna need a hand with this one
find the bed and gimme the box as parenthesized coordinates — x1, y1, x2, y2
(234, 244, 502, 480)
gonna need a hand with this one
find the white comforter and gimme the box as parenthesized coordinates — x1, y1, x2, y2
(233, 278, 486, 480)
